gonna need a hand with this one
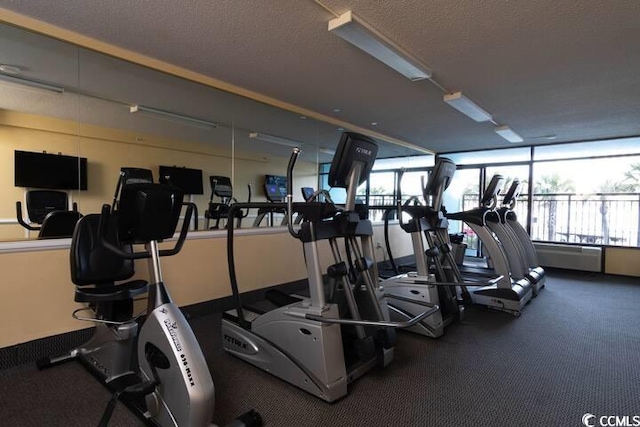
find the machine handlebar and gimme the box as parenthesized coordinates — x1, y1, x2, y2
(286, 147, 301, 238)
(97, 202, 193, 260)
(15, 201, 41, 231)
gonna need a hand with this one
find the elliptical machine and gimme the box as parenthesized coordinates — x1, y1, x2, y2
(381, 160, 467, 338)
(204, 176, 251, 229)
(37, 170, 261, 427)
(221, 132, 438, 402)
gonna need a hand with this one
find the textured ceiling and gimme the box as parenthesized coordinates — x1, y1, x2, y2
(1, 0, 639, 155)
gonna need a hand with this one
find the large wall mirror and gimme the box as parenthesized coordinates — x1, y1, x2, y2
(0, 22, 329, 240)
(0, 23, 81, 240)
(0, 21, 423, 241)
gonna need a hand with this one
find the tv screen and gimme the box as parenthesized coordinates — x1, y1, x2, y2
(264, 175, 287, 202)
(265, 184, 280, 200)
(159, 165, 204, 195)
(14, 150, 88, 190)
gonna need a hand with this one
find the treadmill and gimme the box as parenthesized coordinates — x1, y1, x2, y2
(497, 179, 546, 295)
(446, 172, 533, 316)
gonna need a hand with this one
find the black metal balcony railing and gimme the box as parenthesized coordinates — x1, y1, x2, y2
(362, 192, 640, 247)
(462, 192, 640, 247)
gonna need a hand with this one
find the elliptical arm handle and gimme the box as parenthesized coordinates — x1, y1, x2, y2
(383, 207, 399, 275)
(112, 171, 125, 209)
(239, 183, 252, 219)
(421, 174, 428, 205)
(396, 168, 407, 229)
(16, 201, 41, 231)
(286, 147, 301, 239)
(183, 202, 199, 231)
(158, 202, 193, 257)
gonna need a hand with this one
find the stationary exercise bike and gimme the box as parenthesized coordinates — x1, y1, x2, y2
(15, 189, 82, 238)
(38, 173, 261, 426)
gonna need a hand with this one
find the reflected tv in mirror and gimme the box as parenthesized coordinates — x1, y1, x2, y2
(14, 150, 88, 190)
(159, 165, 204, 195)
(264, 174, 287, 202)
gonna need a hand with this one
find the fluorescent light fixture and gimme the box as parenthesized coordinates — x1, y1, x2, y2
(249, 132, 303, 148)
(329, 10, 432, 81)
(529, 134, 557, 141)
(0, 73, 65, 94)
(130, 105, 218, 129)
(495, 125, 524, 143)
(0, 64, 21, 74)
(443, 92, 492, 122)
(319, 147, 336, 155)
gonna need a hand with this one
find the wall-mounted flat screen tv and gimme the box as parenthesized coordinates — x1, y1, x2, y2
(264, 174, 287, 202)
(159, 165, 204, 195)
(14, 150, 88, 190)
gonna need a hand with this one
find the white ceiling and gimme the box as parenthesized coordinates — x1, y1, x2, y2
(1, 0, 640, 155)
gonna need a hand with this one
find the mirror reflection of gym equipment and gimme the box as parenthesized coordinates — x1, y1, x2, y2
(14, 150, 86, 239)
(205, 176, 251, 230)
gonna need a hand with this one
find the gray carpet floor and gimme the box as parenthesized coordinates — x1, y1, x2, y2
(1, 271, 639, 426)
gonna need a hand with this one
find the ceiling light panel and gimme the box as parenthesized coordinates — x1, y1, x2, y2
(249, 132, 303, 148)
(329, 11, 432, 81)
(130, 105, 218, 129)
(495, 125, 524, 143)
(443, 92, 492, 122)
(0, 73, 65, 94)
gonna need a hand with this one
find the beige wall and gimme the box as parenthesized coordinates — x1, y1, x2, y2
(1, 111, 317, 239)
(605, 247, 640, 277)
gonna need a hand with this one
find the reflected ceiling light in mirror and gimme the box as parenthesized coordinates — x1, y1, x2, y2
(494, 125, 524, 143)
(0, 71, 65, 94)
(528, 134, 558, 141)
(319, 148, 336, 155)
(0, 64, 21, 74)
(129, 105, 218, 129)
(443, 92, 492, 122)
(249, 132, 303, 148)
(329, 10, 432, 81)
